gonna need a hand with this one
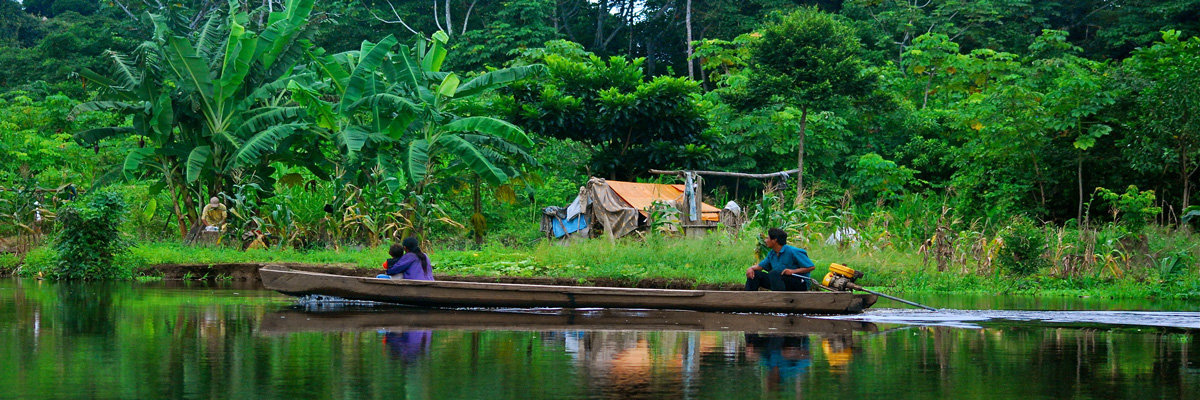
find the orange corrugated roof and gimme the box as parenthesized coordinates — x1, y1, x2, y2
(605, 180, 720, 222)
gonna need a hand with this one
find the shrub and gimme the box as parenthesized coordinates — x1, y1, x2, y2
(15, 246, 57, 277)
(50, 190, 132, 280)
(998, 217, 1049, 276)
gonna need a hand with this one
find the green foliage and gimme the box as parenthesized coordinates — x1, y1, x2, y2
(746, 7, 870, 110)
(1096, 186, 1162, 230)
(49, 190, 131, 280)
(1121, 30, 1200, 211)
(849, 153, 917, 201)
(14, 246, 57, 276)
(998, 217, 1049, 276)
(451, 0, 560, 71)
(509, 41, 709, 178)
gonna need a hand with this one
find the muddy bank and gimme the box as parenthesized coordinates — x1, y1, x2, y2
(143, 263, 743, 291)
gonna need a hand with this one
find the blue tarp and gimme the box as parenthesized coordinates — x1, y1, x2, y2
(550, 214, 589, 238)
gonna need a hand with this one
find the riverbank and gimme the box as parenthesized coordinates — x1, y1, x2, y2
(6, 234, 1199, 299)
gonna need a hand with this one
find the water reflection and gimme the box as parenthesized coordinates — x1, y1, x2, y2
(2, 279, 1200, 399)
(744, 334, 812, 390)
(383, 330, 432, 361)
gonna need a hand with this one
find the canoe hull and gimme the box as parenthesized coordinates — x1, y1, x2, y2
(259, 265, 878, 314)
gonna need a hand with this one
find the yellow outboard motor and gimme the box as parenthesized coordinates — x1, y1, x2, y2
(816, 263, 938, 311)
(822, 263, 865, 291)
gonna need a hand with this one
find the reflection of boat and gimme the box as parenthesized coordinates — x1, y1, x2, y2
(259, 265, 878, 314)
(257, 308, 878, 335)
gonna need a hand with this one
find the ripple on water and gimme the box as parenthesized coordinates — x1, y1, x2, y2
(819, 308, 1200, 330)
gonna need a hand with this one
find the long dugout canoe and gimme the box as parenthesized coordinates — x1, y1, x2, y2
(259, 265, 879, 314)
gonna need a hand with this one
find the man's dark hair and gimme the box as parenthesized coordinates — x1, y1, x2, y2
(768, 228, 787, 246)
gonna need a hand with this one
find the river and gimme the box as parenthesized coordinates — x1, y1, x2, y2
(1, 279, 1197, 399)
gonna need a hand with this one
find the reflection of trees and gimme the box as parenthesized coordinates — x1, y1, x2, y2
(58, 281, 115, 336)
(3, 281, 1199, 399)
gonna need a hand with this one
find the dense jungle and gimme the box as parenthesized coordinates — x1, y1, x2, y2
(2, 0, 1199, 298)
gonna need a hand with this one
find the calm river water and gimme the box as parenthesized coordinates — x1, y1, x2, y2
(2, 279, 1198, 399)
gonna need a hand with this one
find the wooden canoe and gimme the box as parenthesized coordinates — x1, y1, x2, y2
(259, 265, 878, 314)
(258, 308, 879, 335)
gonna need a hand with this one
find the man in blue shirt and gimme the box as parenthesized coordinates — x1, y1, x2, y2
(745, 228, 815, 291)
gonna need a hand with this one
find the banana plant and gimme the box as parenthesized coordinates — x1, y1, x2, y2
(75, 0, 320, 237)
(159, 0, 318, 194)
(294, 31, 547, 192)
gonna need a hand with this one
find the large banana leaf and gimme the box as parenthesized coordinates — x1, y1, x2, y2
(422, 31, 450, 72)
(442, 117, 533, 147)
(233, 123, 306, 166)
(405, 139, 430, 185)
(185, 146, 212, 183)
(456, 65, 548, 98)
(237, 106, 305, 135)
(217, 35, 258, 107)
(339, 35, 397, 113)
(79, 68, 120, 91)
(164, 36, 215, 109)
(102, 50, 142, 90)
(306, 47, 351, 94)
(258, 0, 315, 69)
(434, 135, 509, 185)
(460, 134, 539, 166)
(75, 127, 136, 145)
(339, 126, 371, 154)
(123, 148, 156, 180)
(73, 101, 148, 114)
(394, 44, 425, 92)
(289, 81, 336, 129)
(194, 13, 224, 60)
(350, 93, 421, 115)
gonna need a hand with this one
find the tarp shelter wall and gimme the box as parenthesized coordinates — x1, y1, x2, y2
(541, 177, 721, 239)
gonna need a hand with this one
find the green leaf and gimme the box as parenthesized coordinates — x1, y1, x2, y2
(405, 139, 430, 185)
(237, 106, 304, 135)
(233, 123, 305, 166)
(123, 148, 155, 180)
(74, 127, 135, 144)
(339, 35, 397, 114)
(435, 135, 508, 185)
(350, 93, 421, 114)
(164, 36, 215, 101)
(423, 31, 450, 72)
(186, 146, 212, 183)
(442, 117, 533, 147)
(456, 65, 547, 98)
(437, 73, 460, 98)
(339, 126, 370, 154)
(394, 44, 424, 91)
(217, 35, 259, 106)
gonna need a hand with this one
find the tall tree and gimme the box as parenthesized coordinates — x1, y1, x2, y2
(747, 7, 870, 203)
(1122, 30, 1200, 212)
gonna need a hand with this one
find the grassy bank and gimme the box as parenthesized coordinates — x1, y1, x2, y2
(8, 232, 1200, 300)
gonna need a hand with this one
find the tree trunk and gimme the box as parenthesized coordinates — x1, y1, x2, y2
(445, 0, 452, 37)
(167, 171, 187, 239)
(472, 176, 484, 247)
(594, 0, 607, 49)
(1077, 151, 1083, 223)
(795, 107, 808, 206)
(686, 0, 694, 80)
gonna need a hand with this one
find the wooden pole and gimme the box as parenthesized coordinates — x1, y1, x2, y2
(649, 168, 800, 180)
